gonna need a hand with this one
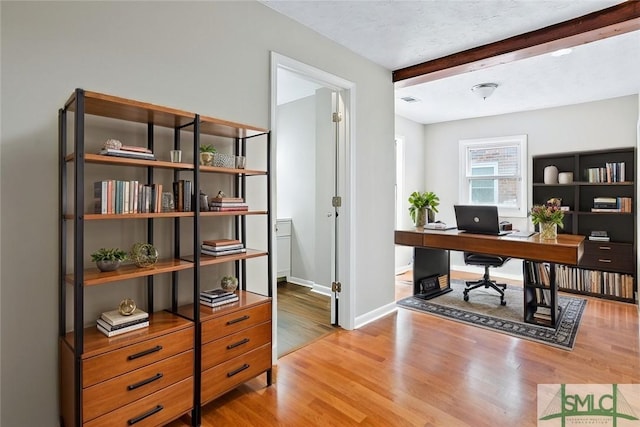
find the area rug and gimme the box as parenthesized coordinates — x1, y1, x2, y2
(397, 280, 586, 350)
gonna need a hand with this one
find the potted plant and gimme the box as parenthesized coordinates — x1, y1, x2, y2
(530, 198, 564, 239)
(408, 191, 440, 227)
(91, 247, 128, 272)
(199, 144, 216, 166)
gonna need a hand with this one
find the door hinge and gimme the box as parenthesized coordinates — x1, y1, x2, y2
(332, 196, 342, 207)
(332, 112, 343, 123)
(331, 281, 342, 293)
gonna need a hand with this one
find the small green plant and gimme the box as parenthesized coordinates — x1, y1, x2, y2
(90, 248, 128, 262)
(199, 144, 216, 153)
(408, 191, 440, 222)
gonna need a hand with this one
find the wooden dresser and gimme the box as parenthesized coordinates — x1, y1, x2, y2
(194, 291, 272, 406)
(59, 312, 194, 427)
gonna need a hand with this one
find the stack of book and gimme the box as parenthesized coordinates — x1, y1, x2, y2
(201, 239, 246, 257)
(96, 308, 149, 337)
(589, 230, 610, 242)
(533, 306, 552, 323)
(209, 196, 248, 212)
(99, 145, 156, 161)
(200, 288, 239, 308)
(591, 196, 632, 213)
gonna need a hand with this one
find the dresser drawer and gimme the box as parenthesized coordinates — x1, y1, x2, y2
(83, 327, 193, 388)
(83, 350, 193, 423)
(580, 241, 634, 273)
(202, 322, 271, 370)
(201, 302, 271, 344)
(84, 377, 193, 427)
(201, 344, 271, 405)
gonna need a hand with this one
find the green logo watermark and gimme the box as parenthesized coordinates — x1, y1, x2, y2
(538, 384, 640, 426)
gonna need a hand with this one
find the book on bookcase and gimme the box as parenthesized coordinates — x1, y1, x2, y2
(100, 307, 148, 326)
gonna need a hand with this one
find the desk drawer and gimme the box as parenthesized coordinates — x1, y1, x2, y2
(202, 322, 271, 370)
(201, 344, 271, 405)
(201, 302, 271, 344)
(580, 241, 634, 273)
(84, 377, 192, 427)
(83, 350, 193, 423)
(83, 327, 193, 388)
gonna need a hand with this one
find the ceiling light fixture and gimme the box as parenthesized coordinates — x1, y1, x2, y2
(550, 48, 573, 57)
(471, 83, 498, 100)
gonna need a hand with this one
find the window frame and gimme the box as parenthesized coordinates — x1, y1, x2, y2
(458, 135, 528, 218)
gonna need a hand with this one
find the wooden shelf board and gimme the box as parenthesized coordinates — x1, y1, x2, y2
(65, 258, 194, 286)
(62, 311, 194, 358)
(200, 210, 267, 217)
(198, 165, 266, 175)
(181, 249, 268, 266)
(198, 114, 268, 139)
(65, 153, 195, 170)
(533, 181, 634, 186)
(66, 212, 194, 220)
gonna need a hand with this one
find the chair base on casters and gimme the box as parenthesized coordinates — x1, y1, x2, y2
(463, 265, 507, 306)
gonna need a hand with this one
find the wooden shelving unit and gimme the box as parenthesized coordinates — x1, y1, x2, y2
(59, 89, 272, 427)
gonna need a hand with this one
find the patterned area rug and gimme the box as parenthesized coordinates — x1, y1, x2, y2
(397, 280, 587, 350)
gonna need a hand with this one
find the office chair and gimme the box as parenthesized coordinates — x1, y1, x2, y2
(462, 252, 510, 306)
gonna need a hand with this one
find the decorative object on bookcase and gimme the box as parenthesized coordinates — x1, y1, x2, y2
(118, 298, 137, 316)
(161, 191, 175, 212)
(103, 138, 122, 150)
(91, 247, 128, 272)
(130, 242, 158, 267)
(220, 276, 239, 292)
(199, 190, 209, 212)
(236, 155, 246, 169)
(213, 152, 236, 168)
(543, 165, 559, 184)
(169, 149, 182, 163)
(199, 144, 216, 166)
(558, 171, 573, 184)
(530, 199, 564, 240)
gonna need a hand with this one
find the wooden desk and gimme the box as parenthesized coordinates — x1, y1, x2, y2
(395, 228, 585, 328)
(395, 229, 584, 265)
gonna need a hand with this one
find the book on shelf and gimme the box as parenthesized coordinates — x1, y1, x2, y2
(201, 248, 247, 257)
(201, 243, 244, 252)
(119, 145, 152, 154)
(210, 197, 244, 203)
(200, 295, 239, 308)
(200, 293, 238, 304)
(588, 230, 610, 241)
(202, 239, 242, 247)
(93, 180, 163, 214)
(100, 307, 149, 326)
(99, 148, 156, 160)
(96, 317, 149, 332)
(209, 206, 249, 212)
(97, 320, 149, 337)
(200, 288, 235, 299)
(585, 162, 626, 183)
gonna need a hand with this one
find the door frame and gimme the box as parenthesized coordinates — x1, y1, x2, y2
(269, 52, 356, 343)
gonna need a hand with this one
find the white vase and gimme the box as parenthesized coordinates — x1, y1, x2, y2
(558, 172, 573, 184)
(544, 165, 559, 184)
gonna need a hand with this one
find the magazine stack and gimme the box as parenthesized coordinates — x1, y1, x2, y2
(201, 239, 246, 257)
(200, 288, 239, 308)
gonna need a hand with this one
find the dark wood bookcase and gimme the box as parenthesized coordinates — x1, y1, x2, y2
(532, 147, 636, 304)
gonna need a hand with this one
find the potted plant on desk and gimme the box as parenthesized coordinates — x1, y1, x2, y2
(408, 191, 440, 227)
(530, 198, 564, 240)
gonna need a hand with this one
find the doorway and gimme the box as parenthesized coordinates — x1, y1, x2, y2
(270, 53, 354, 357)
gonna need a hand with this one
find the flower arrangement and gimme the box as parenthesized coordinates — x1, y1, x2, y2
(530, 199, 564, 227)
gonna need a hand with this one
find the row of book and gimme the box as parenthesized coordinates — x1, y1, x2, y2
(524, 261, 551, 287)
(585, 162, 626, 183)
(94, 180, 164, 214)
(99, 145, 157, 161)
(201, 239, 246, 257)
(96, 308, 149, 337)
(208, 196, 248, 212)
(93, 179, 193, 214)
(532, 305, 554, 323)
(590, 196, 632, 213)
(555, 265, 634, 299)
(200, 288, 239, 308)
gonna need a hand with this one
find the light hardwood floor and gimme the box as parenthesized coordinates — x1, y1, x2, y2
(175, 271, 639, 426)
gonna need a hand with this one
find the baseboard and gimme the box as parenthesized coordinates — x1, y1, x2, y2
(354, 301, 397, 329)
(287, 276, 331, 297)
(395, 264, 412, 275)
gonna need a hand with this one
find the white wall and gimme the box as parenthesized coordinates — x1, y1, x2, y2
(424, 95, 639, 277)
(0, 2, 395, 425)
(394, 115, 425, 272)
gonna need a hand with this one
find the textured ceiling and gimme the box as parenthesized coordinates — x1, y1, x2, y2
(262, 0, 639, 124)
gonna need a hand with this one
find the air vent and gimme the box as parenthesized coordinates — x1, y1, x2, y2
(400, 96, 420, 103)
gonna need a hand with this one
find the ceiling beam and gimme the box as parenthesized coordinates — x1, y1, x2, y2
(393, 1, 640, 88)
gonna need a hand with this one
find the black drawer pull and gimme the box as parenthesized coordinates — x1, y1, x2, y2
(128, 405, 163, 425)
(128, 345, 162, 361)
(227, 338, 250, 349)
(227, 363, 250, 377)
(598, 259, 612, 263)
(227, 315, 250, 325)
(127, 373, 163, 391)
(599, 246, 612, 250)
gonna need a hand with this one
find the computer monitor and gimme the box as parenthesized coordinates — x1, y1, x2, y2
(454, 204, 510, 236)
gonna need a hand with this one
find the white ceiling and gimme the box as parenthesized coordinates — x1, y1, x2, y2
(262, 0, 640, 124)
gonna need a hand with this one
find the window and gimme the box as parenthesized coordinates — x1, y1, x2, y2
(459, 135, 527, 217)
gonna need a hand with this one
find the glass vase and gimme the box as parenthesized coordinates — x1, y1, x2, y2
(540, 222, 558, 240)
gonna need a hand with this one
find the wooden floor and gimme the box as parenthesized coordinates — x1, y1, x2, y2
(175, 271, 639, 426)
(276, 281, 335, 357)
